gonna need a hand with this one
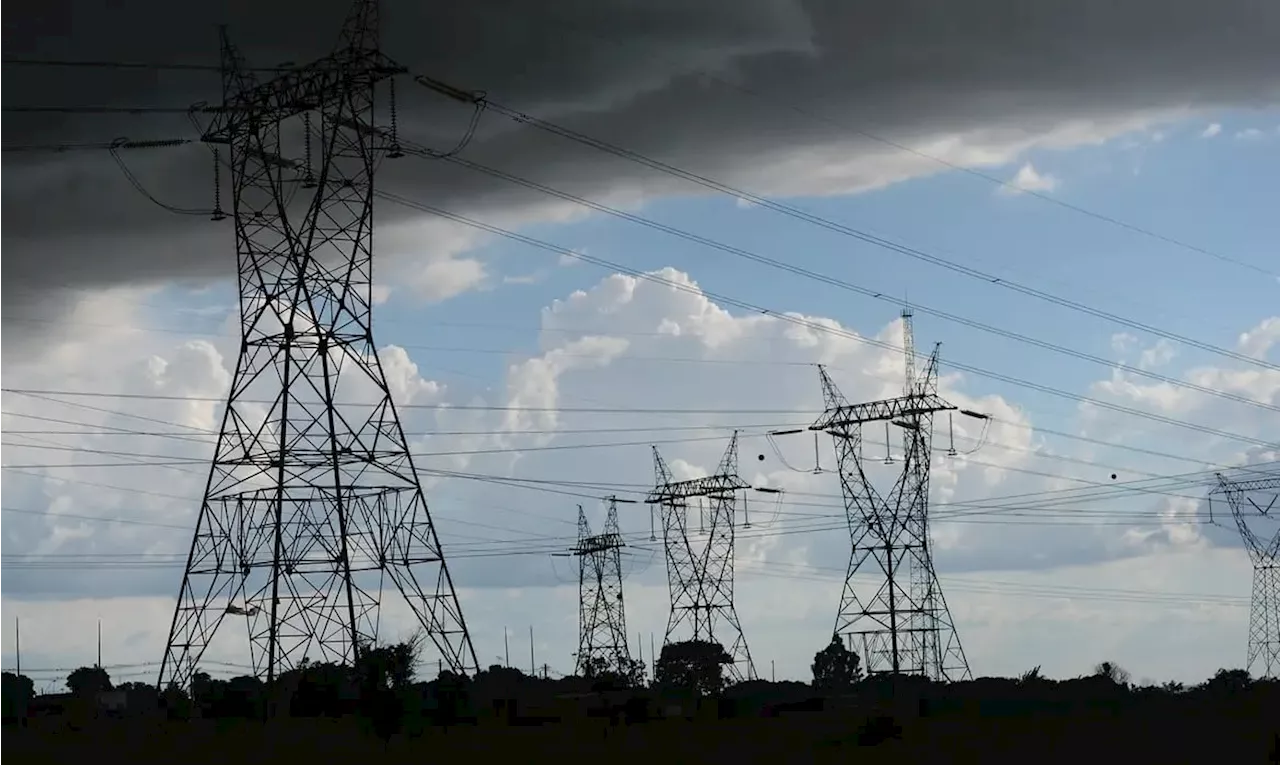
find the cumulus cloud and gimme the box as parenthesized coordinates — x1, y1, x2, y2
(1000, 162, 1060, 195)
(1201, 122, 1223, 138)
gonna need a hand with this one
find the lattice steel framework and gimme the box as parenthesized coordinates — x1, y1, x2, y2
(158, 0, 477, 690)
(647, 433, 756, 682)
(572, 497, 633, 677)
(1212, 473, 1280, 678)
(810, 311, 971, 681)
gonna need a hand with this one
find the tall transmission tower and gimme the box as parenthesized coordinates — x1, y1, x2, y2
(647, 433, 756, 682)
(1211, 473, 1280, 678)
(572, 497, 634, 678)
(809, 310, 975, 681)
(158, 0, 478, 689)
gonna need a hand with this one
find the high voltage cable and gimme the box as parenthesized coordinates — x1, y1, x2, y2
(7, 100, 1269, 468)
(3, 383, 1262, 476)
(5, 395, 1270, 511)
(0, 447, 1239, 537)
(0, 428, 1245, 507)
(406, 147, 1279, 416)
(5, 394, 1271, 507)
(6, 68, 1274, 375)
(373, 192, 1280, 449)
(452, 92, 1279, 374)
(5, 53, 1268, 282)
(1, 57, 284, 72)
(495, 0, 1278, 280)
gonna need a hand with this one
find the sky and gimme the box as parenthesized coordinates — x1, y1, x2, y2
(2, 0, 1280, 691)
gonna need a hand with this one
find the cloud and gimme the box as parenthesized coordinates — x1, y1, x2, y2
(1238, 317, 1280, 360)
(1000, 162, 1060, 195)
(3, 266, 1275, 682)
(6, 0, 1280, 340)
(1235, 128, 1265, 140)
(1201, 122, 1223, 138)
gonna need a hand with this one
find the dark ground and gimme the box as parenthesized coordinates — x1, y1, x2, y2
(5, 705, 1278, 764)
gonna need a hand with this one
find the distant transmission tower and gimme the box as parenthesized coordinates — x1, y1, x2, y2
(158, 0, 478, 689)
(1211, 472, 1280, 678)
(647, 433, 756, 682)
(572, 497, 634, 677)
(810, 310, 977, 681)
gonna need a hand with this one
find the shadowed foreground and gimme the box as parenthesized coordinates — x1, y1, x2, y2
(5, 646, 1278, 763)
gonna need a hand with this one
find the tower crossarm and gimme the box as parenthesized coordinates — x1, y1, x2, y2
(203, 49, 404, 143)
(1216, 476, 1280, 497)
(1214, 473, 1280, 562)
(811, 392, 955, 433)
(574, 532, 626, 557)
(646, 474, 750, 504)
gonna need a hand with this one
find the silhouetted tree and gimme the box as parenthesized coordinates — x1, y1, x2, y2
(2, 672, 35, 719)
(1018, 665, 1045, 683)
(581, 655, 647, 690)
(429, 670, 469, 727)
(285, 659, 355, 717)
(66, 666, 112, 696)
(160, 681, 192, 720)
(811, 635, 862, 692)
(1201, 668, 1252, 695)
(655, 639, 732, 696)
(357, 633, 423, 692)
(1093, 660, 1131, 687)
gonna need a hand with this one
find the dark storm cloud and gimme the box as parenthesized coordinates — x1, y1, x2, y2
(4, 0, 1279, 322)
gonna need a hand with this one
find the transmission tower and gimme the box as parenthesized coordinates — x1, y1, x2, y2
(647, 433, 756, 682)
(158, 0, 478, 690)
(572, 497, 634, 677)
(809, 310, 973, 681)
(1211, 473, 1280, 678)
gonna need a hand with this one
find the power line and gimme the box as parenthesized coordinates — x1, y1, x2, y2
(451, 91, 1280, 374)
(373, 192, 1280, 449)
(496, 0, 1277, 280)
(2, 388, 1269, 516)
(1, 57, 284, 72)
(407, 147, 1279, 416)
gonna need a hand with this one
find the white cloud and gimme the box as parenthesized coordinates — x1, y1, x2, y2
(1000, 162, 1060, 195)
(1238, 316, 1280, 360)
(1138, 339, 1177, 371)
(407, 256, 489, 303)
(502, 272, 546, 286)
(1234, 127, 1265, 140)
(2, 272, 1275, 685)
(1201, 122, 1222, 138)
(558, 249, 586, 267)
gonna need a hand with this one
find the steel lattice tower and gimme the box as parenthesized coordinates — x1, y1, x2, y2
(810, 311, 971, 681)
(158, 0, 478, 689)
(572, 497, 634, 677)
(647, 433, 756, 682)
(1211, 473, 1280, 678)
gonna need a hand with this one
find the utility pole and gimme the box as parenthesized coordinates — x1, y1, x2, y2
(504, 627, 510, 668)
(810, 311, 979, 681)
(1210, 473, 1280, 677)
(529, 626, 535, 676)
(15, 618, 20, 678)
(156, 0, 478, 691)
(97, 619, 102, 668)
(570, 498, 634, 678)
(648, 433, 756, 682)
(771, 660, 775, 683)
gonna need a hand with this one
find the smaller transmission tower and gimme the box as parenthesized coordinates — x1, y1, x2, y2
(810, 310, 975, 681)
(1211, 472, 1280, 678)
(647, 433, 756, 682)
(572, 497, 634, 677)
